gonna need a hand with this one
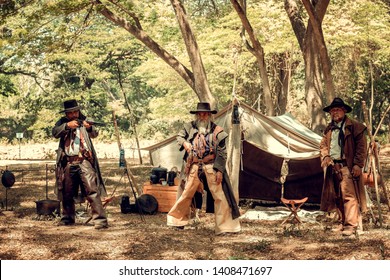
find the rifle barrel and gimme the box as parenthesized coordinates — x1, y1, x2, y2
(78, 119, 106, 126)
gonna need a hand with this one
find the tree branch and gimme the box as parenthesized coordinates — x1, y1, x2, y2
(107, 0, 143, 29)
(91, 0, 196, 91)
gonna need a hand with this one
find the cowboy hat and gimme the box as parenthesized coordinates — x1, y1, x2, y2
(190, 102, 217, 114)
(59, 99, 81, 113)
(323, 97, 352, 113)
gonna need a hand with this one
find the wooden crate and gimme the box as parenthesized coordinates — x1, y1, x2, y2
(142, 182, 178, 213)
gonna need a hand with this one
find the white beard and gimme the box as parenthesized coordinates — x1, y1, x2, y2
(197, 120, 210, 135)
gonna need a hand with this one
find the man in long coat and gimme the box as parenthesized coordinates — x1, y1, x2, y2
(320, 98, 367, 236)
(53, 99, 108, 229)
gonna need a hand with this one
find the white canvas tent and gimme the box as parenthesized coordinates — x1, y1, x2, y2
(142, 102, 324, 204)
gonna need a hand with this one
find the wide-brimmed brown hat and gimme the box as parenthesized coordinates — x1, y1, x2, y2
(59, 99, 81, 113)
(190, 102, 217, 114)
(323, 97, 352, 113)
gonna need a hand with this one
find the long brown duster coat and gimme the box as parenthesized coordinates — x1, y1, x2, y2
(319, 116, 367, 213)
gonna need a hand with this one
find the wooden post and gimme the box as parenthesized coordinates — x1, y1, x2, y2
(362, 101, 383, 227)
(112, 111, 141, 196)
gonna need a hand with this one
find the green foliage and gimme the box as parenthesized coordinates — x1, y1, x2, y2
(0, 0, 389, 143)
(325, 0, 390, 131)
(0, 74, 17, 96)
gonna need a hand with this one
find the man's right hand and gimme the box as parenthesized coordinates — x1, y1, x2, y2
(183, 142, 192, 153)
(67, 120, 80, 129)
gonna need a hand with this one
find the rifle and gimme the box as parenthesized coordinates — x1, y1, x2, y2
(77, 119, 107, 127)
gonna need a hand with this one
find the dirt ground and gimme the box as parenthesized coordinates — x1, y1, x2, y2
(0, 142, 390, 260)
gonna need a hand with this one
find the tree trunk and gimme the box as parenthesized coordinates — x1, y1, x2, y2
(273, 52, 292, 115)
(285, 0, 329, 133)
(92, 0, 215, 105)
(301, 0, 335, 102)
(170, 0, 216, 108)
(305, 34, 327, 133)
(231, 0, 274, 115)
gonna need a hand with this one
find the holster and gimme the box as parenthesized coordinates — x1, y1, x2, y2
(184, 152, 194, 175)
(192, 154, 215, 165)
(82, 150, 94, 165)
(184, 153, 215, 176)
(333, 163, 343, 181)
(55, 165, 64, 191)
(55, 151, 67, 191)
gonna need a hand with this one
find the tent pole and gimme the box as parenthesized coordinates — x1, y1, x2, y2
(227, 98, 241, 202)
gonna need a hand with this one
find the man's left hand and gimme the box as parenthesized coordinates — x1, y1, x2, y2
(352, 165, 362, 177)
(216, 171, 223, 185)
(83, 121, 92, 129)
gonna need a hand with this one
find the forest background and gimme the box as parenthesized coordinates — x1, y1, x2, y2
(0, 0, 389, 149)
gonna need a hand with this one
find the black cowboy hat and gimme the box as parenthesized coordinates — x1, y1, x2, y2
(323, 97, 352, 113)
(190, 102, 217, 114)
(59, 99, 81, 113)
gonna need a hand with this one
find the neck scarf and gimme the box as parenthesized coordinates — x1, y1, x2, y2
(68, 128, 80, 156)
(331, 116, 346, 159)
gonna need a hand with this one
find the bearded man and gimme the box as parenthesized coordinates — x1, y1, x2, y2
(53, 99, 108, 229)
(320, 98, 367, 236)
(167, 102, 241, 235)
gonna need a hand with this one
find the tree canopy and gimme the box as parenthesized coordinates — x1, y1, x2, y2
(0, 0, 389, 143)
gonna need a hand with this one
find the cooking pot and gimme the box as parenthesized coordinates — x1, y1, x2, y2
(35, 199, 60, 216)
(151, 166, 167, 183)
(150, 174, 159, 184)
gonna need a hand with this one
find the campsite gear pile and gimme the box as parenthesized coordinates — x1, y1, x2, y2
(149, 166, 178, 186)
(361, 101, 390, 227)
